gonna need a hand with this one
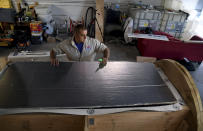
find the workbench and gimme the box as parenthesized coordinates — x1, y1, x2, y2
(0, 60, 202, 131)
(8, 51, 68, 62)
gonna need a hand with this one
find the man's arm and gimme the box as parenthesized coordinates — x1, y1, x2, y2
(50, 40, 67, 66)
(93, 38, 110, 64)
(102, 48, 110, 64)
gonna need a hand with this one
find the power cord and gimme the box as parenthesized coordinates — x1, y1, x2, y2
(85, 7, 103, 40)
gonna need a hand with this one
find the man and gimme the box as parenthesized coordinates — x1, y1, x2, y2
(50, 24, 110, 66)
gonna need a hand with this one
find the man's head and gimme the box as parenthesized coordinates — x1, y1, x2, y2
(74, 24, 87, 43)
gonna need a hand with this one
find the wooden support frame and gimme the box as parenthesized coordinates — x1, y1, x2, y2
(155, 59, 203, 131)
(0, 107, 191, 131)
(0, 59, 202, 131)
(87, 106, 189, 131)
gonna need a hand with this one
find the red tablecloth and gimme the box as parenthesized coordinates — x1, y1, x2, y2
(137, 38, 203, 62)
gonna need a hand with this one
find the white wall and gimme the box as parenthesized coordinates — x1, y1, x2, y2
(12, 0, 96, 22)
(181, 0, 199, 10)
(162, 0, 203, 40)
(12, 0, 164, 22)
(169, 0, 203, 40)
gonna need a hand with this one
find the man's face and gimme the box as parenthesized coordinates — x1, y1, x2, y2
(75, 29, 87, 43)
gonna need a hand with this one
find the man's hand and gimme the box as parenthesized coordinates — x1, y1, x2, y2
(50, 49, 59, 66)
(102, 57, 108, 65)
(51, 58, 59, 66)
(103, 48, 110, 65)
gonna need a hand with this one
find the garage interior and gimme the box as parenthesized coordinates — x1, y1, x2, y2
(0, 0, 203, 131)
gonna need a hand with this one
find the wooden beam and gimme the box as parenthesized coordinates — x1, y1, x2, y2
(0, 114, 85, 131)
(136, 56, 157, 63)
(0, 107, 190, 131)
(95, 0, 104, 42)
(0, 57, 8, 71)
(155, 59, 203, 131)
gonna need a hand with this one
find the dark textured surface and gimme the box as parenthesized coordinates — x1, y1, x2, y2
(0, 62, 176, 108)
(0, 8, 15, 23)
(190, 63, 203, 107)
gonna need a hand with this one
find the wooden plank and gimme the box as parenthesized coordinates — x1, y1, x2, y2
(95, 0, 104, 42)
(0, 114, 85, 131)
(0, 107, 190, 131)
(136, 56, 157, 63)
(0, 57, 8, 71)
(155, 59, 203, 131)
(87, 106, 189, 131)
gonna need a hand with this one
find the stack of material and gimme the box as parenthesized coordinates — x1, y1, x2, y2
(0, 0, 12, 8)
(30, 21, 43, 44)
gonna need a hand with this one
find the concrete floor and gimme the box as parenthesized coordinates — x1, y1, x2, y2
(0, 39, 140, 61)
